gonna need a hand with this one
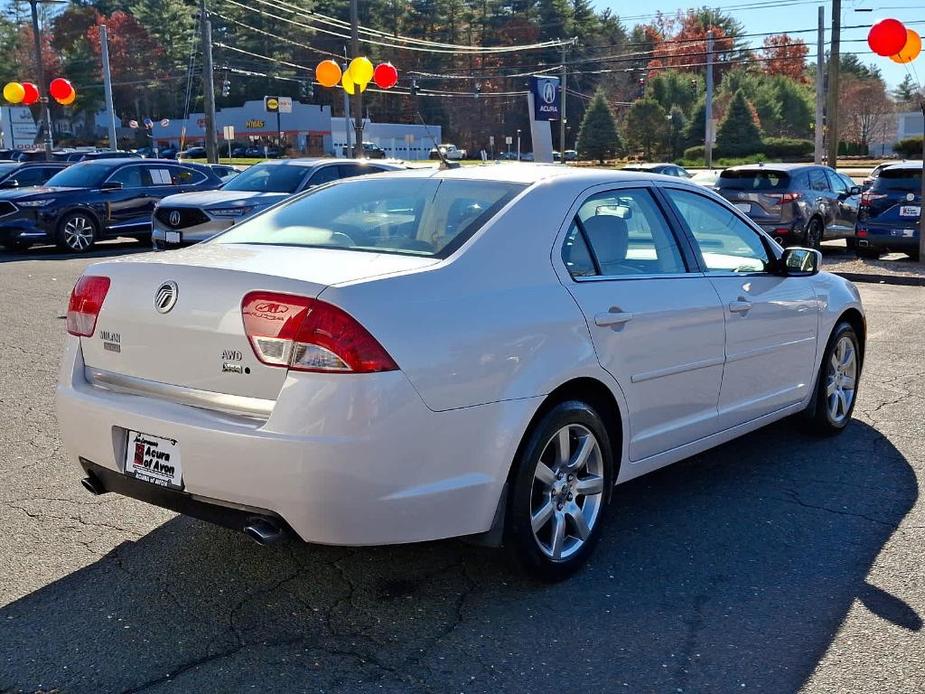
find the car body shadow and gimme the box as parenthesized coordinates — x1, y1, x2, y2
(0, 419, 916, 692)
(0, 239, 148, 263)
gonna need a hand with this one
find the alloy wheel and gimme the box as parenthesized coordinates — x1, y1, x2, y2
(63, 215, 94, 251)
(826, 335, 857, 424)
(530, 423, 605, 561)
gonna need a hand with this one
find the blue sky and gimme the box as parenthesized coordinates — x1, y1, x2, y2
(594, 1, 925, 89)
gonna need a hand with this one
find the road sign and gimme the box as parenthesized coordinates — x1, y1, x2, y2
(264, 96, 279, 113)
(505, 136, 512, 144)
(278, 96, 293, 113)
(223, 125, 235, 140)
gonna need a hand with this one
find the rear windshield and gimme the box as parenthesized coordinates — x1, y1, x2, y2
(214, 178, 526, 258)
(717, 170, 791, 191)
(872, 168, 922, 192)
(222, 163, 308, 193)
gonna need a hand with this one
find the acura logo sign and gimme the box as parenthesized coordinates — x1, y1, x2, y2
(541, 81, 556, 104)
(168, 210, 181, 227)
(154, 281, 179, 314)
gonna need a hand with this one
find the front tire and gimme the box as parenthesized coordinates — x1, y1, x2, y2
(803, 321, 861, 435)
(56, 212, 97, 253)
(505, 401, 613, 581)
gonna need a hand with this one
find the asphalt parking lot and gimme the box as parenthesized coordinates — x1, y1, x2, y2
(1, 241, 924, 693)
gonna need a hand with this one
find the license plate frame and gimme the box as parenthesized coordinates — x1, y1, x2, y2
(899, 205, 920, 217)
(124, 430, 183, 490)
(165, 230, 182, 244)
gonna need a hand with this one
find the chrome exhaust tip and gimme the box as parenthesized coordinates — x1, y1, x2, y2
(80, 474, 106, 496)
(243, 518, 285, 545)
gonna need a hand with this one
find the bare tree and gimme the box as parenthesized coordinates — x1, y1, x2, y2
(839, 75, 894, 149)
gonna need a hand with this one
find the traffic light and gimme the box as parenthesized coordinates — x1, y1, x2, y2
(221, 79, 230, 97)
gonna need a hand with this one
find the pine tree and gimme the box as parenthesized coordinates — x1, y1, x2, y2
(624, 98, 668, 160)
(894, 74, 918, 104)
(716, 89, 763, 156)
(576, 89, 622, 163)
(667, 105, 688, 160)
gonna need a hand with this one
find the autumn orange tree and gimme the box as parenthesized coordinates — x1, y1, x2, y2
(761, 34, 809, 82)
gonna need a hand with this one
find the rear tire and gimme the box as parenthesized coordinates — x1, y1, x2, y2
(505, 400, 613, 581)
(56, 211, 97, 253)
(805, 217, 823, 250)
(802, 321, 861, 436)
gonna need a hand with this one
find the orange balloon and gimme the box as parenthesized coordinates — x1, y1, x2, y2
(891, 29, 922, 63)
(315, 59, 342, 88)
(58, 90, 76, 106)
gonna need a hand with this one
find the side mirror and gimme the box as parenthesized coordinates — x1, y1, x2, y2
(0, 178, 19, 189)
(101, 180, 123, 191)
(849, 185, 862, 196)
(779, 247, 821, 276)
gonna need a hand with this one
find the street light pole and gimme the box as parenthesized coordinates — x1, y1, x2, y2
(28, 0, 54, 158)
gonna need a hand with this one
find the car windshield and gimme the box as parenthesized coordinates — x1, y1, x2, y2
(717, 169, 791, 191)
(873, 168, 922, 192)
(214, 178, 526, 258)
(44, 163, 112, 188)
(222, 163, 308, 193)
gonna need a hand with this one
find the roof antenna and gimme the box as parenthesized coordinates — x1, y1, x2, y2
(416, 111, 459, 169)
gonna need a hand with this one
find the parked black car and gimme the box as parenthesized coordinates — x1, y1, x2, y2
(855, 161, 922, 261)
(0, 161, 69, 189)
(715, 164, 861, 248)
(0, 158, 222, 252)
(178, 146, 207, 159)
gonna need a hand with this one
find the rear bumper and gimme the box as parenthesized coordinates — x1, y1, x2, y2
(857, 225, 919, 251)
(55, 337, 533, 545)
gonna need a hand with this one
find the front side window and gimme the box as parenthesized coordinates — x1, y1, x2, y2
(826, 170, 848, 194)
(215, 178, 525, 258)
(170, 166, 207, 185)
(306, 166, 340, 187)
(808, 169, 829, 192)
(664, 188, 770, 273)
(107, 165, 146, 188)
(562, 188, 686, 278)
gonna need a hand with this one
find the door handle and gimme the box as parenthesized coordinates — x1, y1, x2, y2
(728, 299, 752, 314)
(594, 308, 634, 327)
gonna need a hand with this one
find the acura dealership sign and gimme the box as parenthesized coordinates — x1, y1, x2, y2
(530, 76, 560, 121)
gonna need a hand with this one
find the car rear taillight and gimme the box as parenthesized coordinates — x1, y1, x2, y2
(860, 191, 887, 206)
(66, 275, 110, 337)
(241, 291, 398, 373)
(779, 192, 800, 203)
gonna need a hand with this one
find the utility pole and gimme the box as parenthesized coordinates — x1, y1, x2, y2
(99, 25, 118, 151)
(349, 0, 364, 158)
(560, 40, 568, 160)
(28, 0, 53, 158)
(200, 0, 219, 163)
(705, 31, 714, 168)
(815, 6, 825, 164)
(919, 101, 925, 264)
(826, 0, 841, 168)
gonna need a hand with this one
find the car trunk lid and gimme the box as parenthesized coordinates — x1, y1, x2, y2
(715, 169, 795, 223)
(80, 244, 436, 402)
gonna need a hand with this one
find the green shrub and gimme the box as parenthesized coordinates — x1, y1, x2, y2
(763, 137, 813, 159)
(894, 136, 922, 158)
(684, 145, 706, 160)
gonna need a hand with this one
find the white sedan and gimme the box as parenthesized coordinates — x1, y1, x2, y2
(56, 165, 865, 580)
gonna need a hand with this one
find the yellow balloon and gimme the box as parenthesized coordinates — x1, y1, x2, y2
(58, 90, 76, 106)
(348, 57, 374, 86)
(342, 68, 356, 95)
(315, 59, 342, 88)
(891, 29, 922, 63)
(3, 82, 24, 104)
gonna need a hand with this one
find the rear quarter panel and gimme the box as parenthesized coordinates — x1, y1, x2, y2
(318, 180, 609, 412)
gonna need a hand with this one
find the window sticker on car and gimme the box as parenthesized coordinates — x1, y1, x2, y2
(151, 169, 172, 185)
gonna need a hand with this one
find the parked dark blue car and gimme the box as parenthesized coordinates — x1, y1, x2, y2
(856, 161, 922, 261)
(0, 158, 222, 252)
(0, 161, 69, 189)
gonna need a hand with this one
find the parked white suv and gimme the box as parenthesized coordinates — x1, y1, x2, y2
(429, 143, 467, 160)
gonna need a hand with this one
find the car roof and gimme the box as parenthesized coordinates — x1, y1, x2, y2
(723, 163, 817, 172)
(882, 160, 923, 171)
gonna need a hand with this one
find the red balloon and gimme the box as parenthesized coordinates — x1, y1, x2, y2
(49, 78, 73, 101)
(373, 62, 398, 89)
(21, 82, 39, 106)
(868, 19, 908, 57)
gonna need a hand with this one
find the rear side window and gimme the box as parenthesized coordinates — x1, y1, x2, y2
(718, 169, 790, 191)
(562, 188, 687, 278)
(873, 168, 922, 192)
(171, 166, 207, 185)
